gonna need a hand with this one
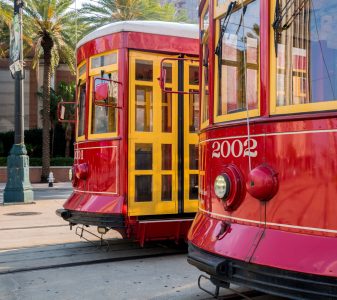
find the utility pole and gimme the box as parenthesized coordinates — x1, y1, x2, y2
(4, 0, 33, 203)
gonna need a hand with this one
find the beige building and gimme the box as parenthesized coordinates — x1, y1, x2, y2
(0, 59, 75, 132)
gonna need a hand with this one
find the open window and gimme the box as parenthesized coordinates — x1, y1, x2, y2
(93, 76, 122, 109)
(158, 57, 199, 95)
(57, 101, 76, 123)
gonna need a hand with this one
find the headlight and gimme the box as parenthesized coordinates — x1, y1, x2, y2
(214, 174, 230, 199)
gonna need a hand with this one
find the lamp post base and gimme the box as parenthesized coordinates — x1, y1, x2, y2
(4, 144, 34, 204)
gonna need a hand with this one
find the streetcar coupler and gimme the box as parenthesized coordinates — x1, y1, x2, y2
(198, 274, 229, 298)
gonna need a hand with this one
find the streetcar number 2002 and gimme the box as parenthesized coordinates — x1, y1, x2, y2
(211, 139, 258, 158)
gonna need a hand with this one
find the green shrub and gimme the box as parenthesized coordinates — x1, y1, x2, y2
(29, 158, 42, 166)
(0, 157, 6, 166)
(51, 157, 73, 166)
(0, 127, 74, 158)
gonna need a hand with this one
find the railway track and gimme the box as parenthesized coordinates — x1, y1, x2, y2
(0, 238, 187, 275)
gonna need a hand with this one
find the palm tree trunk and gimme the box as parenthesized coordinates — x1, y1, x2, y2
(65, 123, 72, 158)
(41, 42, 52, 182)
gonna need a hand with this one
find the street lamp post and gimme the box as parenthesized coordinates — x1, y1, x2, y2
(4, 0, 33, 203)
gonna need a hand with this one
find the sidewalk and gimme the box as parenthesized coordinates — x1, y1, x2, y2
(0, 181, 72, 191)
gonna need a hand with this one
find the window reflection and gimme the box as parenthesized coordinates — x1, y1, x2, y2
(189, 91, 199, 132)
(135, 175, 152, 202)
(189, 174, 198, 199)
(91, 53, 117, 69)
(276, 0, 337, 106)
(161, 175, 172, 201)
(201, 37, 210, 123)
(136, 86, 153, 132)
(135, 143, 152, 170)
(162, 144, 172, 170)
(189, 144, 199, 170)
(78, 83, 86, 137)
(91, 72, 118, 134)
(217, 0, 260, 116)
(136, 60, 153, 81)
(189, 66, 199, 85)
(163, 63, 172, 84)
(162, 90, 172, 132)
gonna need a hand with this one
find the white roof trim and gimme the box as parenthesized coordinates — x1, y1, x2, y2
(77, 21, 199, 49)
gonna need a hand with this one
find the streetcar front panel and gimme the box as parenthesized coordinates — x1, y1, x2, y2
(188, 0, 337, 298)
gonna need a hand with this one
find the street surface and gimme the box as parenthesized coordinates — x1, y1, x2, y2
(0, 183, 287, 300)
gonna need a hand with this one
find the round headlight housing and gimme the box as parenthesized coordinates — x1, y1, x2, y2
(214, 174, 231, 199)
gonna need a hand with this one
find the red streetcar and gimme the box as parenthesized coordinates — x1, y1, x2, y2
(188, 0, 337, 299)
(57, 21, 200, 246)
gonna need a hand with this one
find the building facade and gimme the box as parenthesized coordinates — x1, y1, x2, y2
(0, 59, 75, 132)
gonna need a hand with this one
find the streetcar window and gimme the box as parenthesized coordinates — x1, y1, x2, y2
(135, 86, 153, 132)
(200, 3, 210, 127)
(78, 83, 86, 137)
(163, 63, 172, 84)
(189, 144, 199, 170)
(161, 144, 172, 170)
(162, 90, 172, 132)
(161, 175, 172, 201)
(203, 8, 209, 31)
(135, 143, 152, 170)
(201, 36, 210, 124)
(216, 0, 260, 118)
(136, 60, 153, 81)
(189, 91, 199, 132)
(135, 175, 152, 202)
(91, 72, 118, 134)
(78, 64, 86, 77)
(91, 53, 117, 69)
(275, 0, 337, 108)
(189, 66, 199, 85)
(189, 174, 198, 200)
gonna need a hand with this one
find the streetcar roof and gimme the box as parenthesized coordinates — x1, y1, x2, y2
(77, 21, 199, 49)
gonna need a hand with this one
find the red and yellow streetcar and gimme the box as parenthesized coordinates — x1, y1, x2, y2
(188, 0, 337, 298)
(57, 21, 200, 246)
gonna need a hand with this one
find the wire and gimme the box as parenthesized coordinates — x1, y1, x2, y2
(240, 0, 252, 172)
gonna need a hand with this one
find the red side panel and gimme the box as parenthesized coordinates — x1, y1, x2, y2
(63, 139, 124, 214)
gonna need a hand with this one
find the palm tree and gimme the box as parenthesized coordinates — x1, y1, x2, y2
(23, 0, 86, 182)
(80, 0, 188, 31)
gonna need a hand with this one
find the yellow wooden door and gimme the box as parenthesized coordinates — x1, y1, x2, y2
(128, 51, 179, 216)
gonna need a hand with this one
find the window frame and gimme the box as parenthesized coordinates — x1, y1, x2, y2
(200, 0, 210, 129)
(213, 0, 260, 123)
(270, 0, 337, 115)
(88, 50, 119, 139)
(76, 60, 87, 142)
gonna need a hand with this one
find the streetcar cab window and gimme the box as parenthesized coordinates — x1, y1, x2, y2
(77, 62, 87, 140)
(77, 81, 86, 137)
(89, 51, 118, 137)
(200, 4, 210, 128)
(272, 0, 337, 114)
(135, 60, 154, 132)
(214, 0, 260, 123)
